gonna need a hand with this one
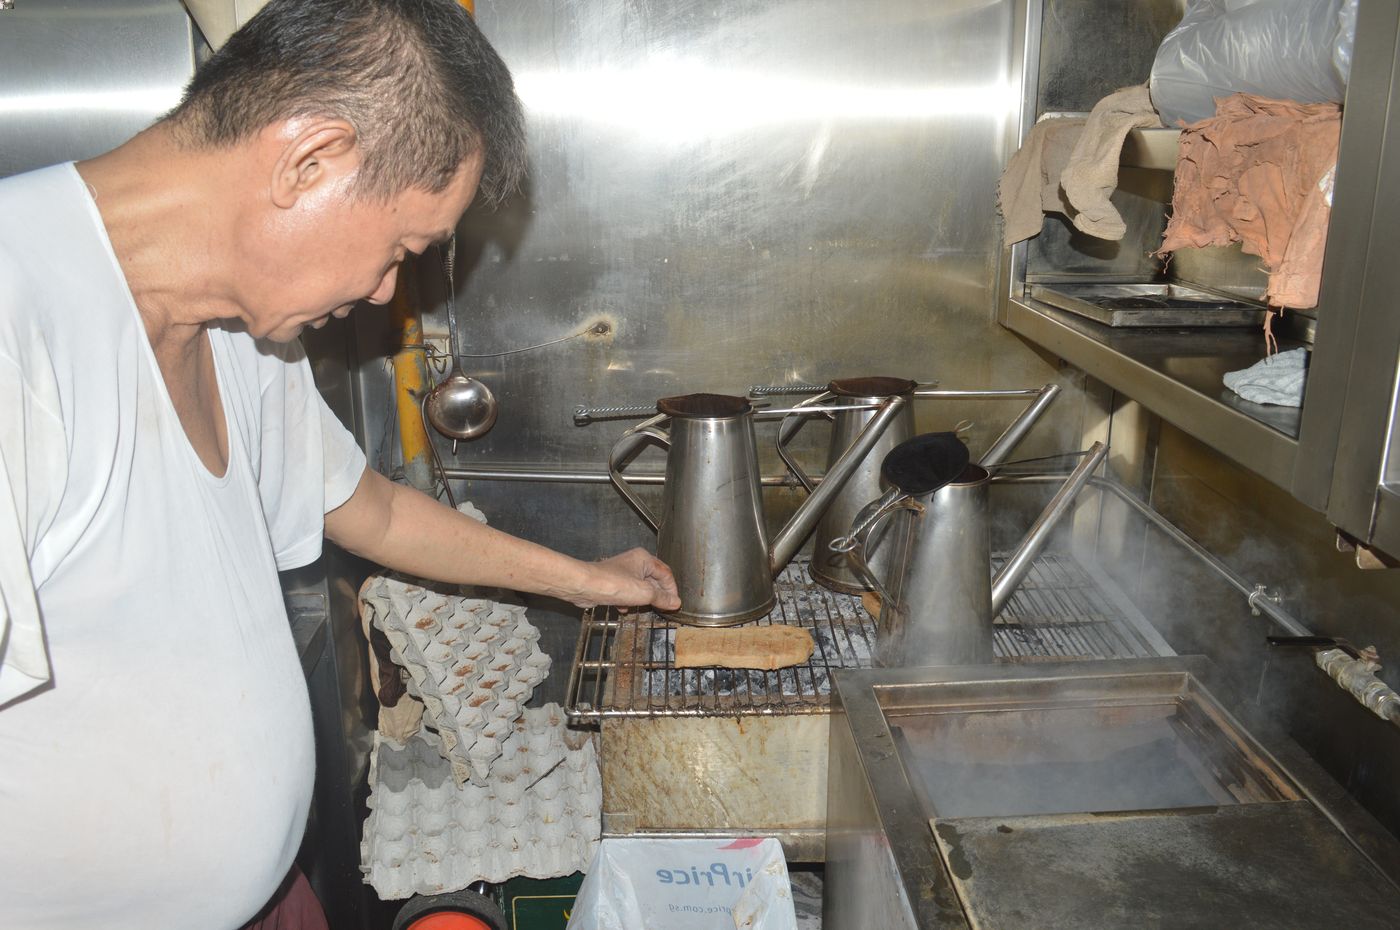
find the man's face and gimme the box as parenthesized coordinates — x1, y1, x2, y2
(242, 155, 483, 342)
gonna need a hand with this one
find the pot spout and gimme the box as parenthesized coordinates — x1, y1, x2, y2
(989, 441, 1107, 616)
(768, 394, 908, 575)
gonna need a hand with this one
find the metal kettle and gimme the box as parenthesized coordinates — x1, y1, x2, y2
(777, 377, 920, 594)
(609, 391, 908, 626)
(778, 380, 1064, 595)
(838, 434, 1107, 666)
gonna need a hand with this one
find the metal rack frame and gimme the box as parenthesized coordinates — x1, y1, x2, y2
(565, 552, 1170, 723)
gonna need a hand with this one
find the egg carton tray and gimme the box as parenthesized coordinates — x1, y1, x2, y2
(362, 704, 602, 899)
(361, 574, 552, 785)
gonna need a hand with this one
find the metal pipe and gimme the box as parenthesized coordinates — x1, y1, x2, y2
(769, 395, 909, 572)
(1316, 649, 1400, 729)
(754, 401, 886, 418)
(748, 384, 1034, 399)
(574, 398, 887, 426)
(911, 388, 1043, 399)
(980, 383, 1061, 470)
(992, 474, 1311, 637)
(573, 404, 657, 426)
(748, 383, 828, 397)
(388, 270, 434, 493)
(439, 465, 808, 487)
(990, 441, 1106, 616)
(576, 387, 1045, 425)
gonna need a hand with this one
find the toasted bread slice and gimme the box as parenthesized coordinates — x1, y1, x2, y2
(673, 625, 815, 670)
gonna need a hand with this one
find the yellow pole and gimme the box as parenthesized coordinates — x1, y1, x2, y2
(390, 268, 435, 492)
(389, 0, 475, 492)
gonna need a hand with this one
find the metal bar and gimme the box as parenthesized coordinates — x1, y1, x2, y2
(990, 442, 1108, 616)
(573, 404, 659, 426)
(564, 607, 593, 719)
(592, 616, 608, 714)
(779, 593, 807, 708)
(439, 465, 807, 486)
(994, 475, 1311, 637)
(747, 383, 830, 397)
(914, 388, 1043, 399)
(753, 401, 887, 418)
(980, 383, 1061, 470)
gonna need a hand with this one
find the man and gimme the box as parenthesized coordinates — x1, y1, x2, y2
(0, 1, 679, 927)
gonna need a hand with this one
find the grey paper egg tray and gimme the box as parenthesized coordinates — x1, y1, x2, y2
(361, 704, 602, 899)
(361, 574, 552, 785)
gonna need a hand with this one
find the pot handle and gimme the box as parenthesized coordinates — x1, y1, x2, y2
(607, 414, 671, 533)
(775, 390, 836, 493)
(830, 487, 920, 610)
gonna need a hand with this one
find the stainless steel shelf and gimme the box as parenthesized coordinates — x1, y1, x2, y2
(1004, 296, 1302, 489)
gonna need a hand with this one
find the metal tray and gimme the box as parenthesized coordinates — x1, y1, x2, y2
(1030, 282, 1267, 328)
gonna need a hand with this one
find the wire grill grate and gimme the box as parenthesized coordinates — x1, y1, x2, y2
(565, 553, 1164, 721)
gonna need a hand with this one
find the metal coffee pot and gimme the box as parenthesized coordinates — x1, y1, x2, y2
(836, 434, 1107, 666)
(777, 377, 921, 594)
(608, 391, 908, 626)
(777, 379, 1063, 596)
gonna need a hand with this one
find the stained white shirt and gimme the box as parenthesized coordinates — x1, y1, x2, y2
(0, 164, 367, 929)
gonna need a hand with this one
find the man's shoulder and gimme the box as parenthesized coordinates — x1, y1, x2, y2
(0, 163, 83, 233)
(0, 164, 129, 366)
(0, 163, 97, 303)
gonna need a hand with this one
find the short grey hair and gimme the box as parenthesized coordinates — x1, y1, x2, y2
(167, 0, 526, 206)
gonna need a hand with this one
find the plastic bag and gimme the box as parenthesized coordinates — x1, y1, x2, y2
(1150, 0, 1357, 126)
(566, 838, 797, 930)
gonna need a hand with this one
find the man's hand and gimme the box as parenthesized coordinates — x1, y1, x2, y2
(566, 548, 681, 611)
(326, 468, 682, 612)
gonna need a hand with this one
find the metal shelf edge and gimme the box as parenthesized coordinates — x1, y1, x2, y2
(1004, 297, 1298, 490)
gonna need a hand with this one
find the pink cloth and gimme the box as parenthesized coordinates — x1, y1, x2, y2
(242, 867, 330, 930)
(1159, 93, 1341, 309)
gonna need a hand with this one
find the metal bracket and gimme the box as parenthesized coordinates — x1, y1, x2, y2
(1247, 584, 1282, 616)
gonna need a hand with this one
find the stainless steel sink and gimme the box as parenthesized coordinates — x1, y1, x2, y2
(824, 659, 1400, 929)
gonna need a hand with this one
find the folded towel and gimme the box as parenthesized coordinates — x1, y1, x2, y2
(998, 85, 1163, 247)
(998, 116, 1085, 247)
(1223, 347, 1308, 407)
(1060, 85, 1165, 240)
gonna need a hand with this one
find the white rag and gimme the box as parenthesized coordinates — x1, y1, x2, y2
(1223, 347, 1308, 407)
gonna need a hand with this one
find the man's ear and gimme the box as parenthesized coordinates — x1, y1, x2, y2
(268, 117, 360, 209)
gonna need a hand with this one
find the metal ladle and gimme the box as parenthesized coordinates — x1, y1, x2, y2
(424, 237, 499, 447)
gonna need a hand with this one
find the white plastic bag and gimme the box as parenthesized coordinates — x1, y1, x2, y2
(566, 837, 797, 930)
(1150, 0, 1357, 126)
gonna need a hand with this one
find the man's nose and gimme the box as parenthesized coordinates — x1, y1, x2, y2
(365, 266, 399, 305)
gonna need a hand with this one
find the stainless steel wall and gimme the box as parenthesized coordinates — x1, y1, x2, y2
(0, 0, 199, 177)
(355, 0, 1085, 559)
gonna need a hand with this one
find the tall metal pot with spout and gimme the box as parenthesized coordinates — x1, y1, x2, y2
(608, 392, 908, 626)
(776, 380, 1063, 596)
(836, 434, 1107, 666)
(777, 377, 920, 595)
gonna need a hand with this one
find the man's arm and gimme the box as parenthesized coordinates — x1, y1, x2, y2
(324, 466, 681, 610)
